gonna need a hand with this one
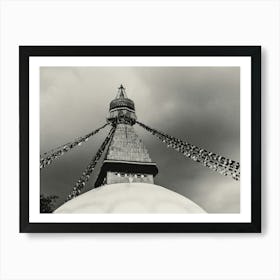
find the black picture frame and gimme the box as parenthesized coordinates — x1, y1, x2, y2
(20, 46, 261, 233)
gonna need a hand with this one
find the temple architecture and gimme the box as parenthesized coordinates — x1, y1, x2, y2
(54, 85, 206, 214)
(95, 85, 158, 187)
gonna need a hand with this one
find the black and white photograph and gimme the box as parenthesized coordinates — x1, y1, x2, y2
(40, 67, 240, 214)
(19, 46, 261, 232)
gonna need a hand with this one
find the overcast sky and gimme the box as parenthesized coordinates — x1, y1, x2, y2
(40, 66, 240, 213)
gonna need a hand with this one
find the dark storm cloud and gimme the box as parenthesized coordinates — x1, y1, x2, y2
(40, 67, 240, 213)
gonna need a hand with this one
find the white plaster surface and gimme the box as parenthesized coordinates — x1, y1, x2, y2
(55, 183, 206, 213)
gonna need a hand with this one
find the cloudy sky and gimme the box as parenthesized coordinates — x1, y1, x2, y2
(40, 66, 240, 213)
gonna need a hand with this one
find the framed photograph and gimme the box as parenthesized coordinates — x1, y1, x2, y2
(20, 46, 261, 233)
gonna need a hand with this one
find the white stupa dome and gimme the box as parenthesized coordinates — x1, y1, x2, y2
(54, 183, 206, 213)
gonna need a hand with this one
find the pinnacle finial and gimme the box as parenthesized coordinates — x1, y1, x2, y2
(118, 84, 126, 98)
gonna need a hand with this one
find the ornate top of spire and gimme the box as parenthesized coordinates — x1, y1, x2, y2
(109, 84, 135, 111)
(117, 84, 127, 98)
(108, 84, 136, 125)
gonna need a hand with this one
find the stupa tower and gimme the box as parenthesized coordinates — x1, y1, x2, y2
(40, 85, 238, 214)
(95, 85, 158, 187)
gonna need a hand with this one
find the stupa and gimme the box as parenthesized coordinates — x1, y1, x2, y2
(55, 85, 206, 214)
